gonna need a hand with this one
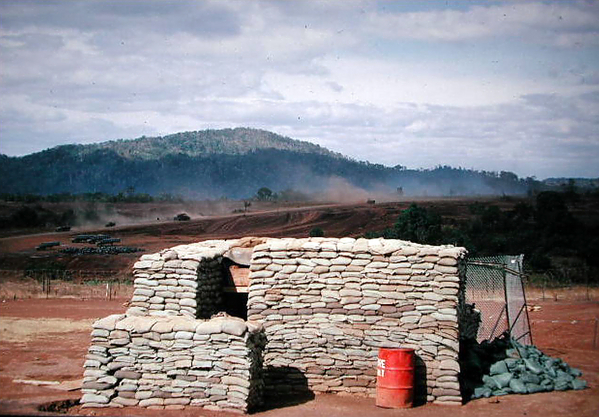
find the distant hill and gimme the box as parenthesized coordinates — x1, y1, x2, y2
(0, 128, 531, 199)
(83, 128, 343, 160)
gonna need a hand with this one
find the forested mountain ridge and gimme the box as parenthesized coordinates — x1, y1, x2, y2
(79, 128, 342, 160)
(0, 128, 531, 199)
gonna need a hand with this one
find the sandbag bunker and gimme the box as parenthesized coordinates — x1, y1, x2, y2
(82, 237, 469, 412)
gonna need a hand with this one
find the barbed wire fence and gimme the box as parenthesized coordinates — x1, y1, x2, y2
(0, 269, 134, 300)
(526, 266, 599, 302)
(2, 261, 597, 347)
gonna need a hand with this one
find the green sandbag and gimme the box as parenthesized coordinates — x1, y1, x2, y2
(556, 370, 574, 382)
(492, 372, 513, 388)
(483, 374, 500, 390)
(505, 358, 519, 370)
(472, 386, 492, 399)
(466, 336, 586, 401)
(506, 348, 519, 358)
(517, 363, 528, 373)
(520, 373, 541, 385)
(490, 360, 509, 375)
(526, 383, 545, 394)
(541, 378, 553, 387)
(571, 379, 587, 390)
(524, 358, 543, 374)
(569, 368, 582, 377)
(527, 346, 542, 358)
(542, 382, 554, 391)
(509, 378, 527, 394)
(516, 345, 529, 359)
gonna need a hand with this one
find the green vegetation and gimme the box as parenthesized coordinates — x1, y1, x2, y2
(385, 204, 443, 244)
(0, 191, 184, 204)
(3, 204, 76, 229)
(0, 190, 188, 230)
(251, 188, 310, 203)
(0, 128, 541, 198)
(83, 128, 340, 160)
(309, 227, 325, 237)
(255, 187, 274, 201)
(366, 191, 599, 281)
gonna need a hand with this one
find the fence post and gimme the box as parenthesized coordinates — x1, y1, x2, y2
(586, 271, 590, 301)
(106, 281, 113, 301)
(542, 275, 546, 301)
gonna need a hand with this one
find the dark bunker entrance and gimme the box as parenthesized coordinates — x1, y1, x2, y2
(220, 247, 252, 320)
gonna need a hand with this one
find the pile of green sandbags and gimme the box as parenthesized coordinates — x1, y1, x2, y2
(60, 246, 144, 255)
(462, 334, 587, 400)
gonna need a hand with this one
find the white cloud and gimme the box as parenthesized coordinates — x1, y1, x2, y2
(0, 0, 598, 179)
(365, 1, 599, 48)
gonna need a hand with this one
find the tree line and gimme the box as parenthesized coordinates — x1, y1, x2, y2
(0, 191, 185, 204)
(365, 190, 599, 277)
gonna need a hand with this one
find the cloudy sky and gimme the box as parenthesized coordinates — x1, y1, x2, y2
(1, 0, 598, 179)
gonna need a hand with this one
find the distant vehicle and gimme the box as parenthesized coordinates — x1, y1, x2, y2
(105, 221, 116, 227)
(36, 241, 60, 251)
(55, 226, 71, 232)
(367, 199, 376, 205)
(174, 213, 191, 221)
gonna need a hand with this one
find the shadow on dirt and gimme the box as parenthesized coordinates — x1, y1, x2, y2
(38, 398, 79, 414)
(261, 366, 315, 411)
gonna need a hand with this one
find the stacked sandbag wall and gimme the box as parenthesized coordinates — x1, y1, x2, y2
(247, 237, 467, 405)
(81, 314, 265, 413)
(87, 237, 468, 408)
(128, 241, 231, 318)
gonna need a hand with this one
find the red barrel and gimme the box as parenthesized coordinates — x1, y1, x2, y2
(376, 348, 415, 408)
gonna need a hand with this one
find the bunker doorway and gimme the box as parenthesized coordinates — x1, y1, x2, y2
(221, 247, 252, 320)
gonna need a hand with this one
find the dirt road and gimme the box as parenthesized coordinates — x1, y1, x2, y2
(0, 198, 506, 272)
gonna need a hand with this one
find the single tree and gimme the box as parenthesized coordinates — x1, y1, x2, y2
(256, 187, 273, 201)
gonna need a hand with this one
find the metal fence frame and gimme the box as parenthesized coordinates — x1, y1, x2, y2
(465, 255, 533, 345)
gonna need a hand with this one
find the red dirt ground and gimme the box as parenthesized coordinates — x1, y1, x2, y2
(1, 199, 598, 415)
(0, 297, 597, 417)
(0, 199, 505, 272)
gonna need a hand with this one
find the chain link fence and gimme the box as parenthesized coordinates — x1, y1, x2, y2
(465, 255, 532, 345)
